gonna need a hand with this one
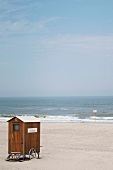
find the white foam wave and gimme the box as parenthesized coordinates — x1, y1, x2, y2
(60, 108, 68, 111)
(0, 116, 113, 123)
(42, 108, 58, 111)
(40, 116, 113, 123)
(0, 117, 11, 122)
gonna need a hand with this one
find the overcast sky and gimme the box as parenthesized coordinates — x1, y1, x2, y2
(0, 0, 113, 97)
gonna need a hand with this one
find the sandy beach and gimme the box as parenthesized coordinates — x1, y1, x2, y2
(1, 122, 113, 170)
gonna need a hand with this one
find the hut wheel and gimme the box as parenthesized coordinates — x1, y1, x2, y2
(29, 148, 36, 159)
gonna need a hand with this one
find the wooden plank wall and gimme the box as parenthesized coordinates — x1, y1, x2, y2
(24, 122, 40, 154)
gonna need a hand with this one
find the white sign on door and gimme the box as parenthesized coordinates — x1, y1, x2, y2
(28, 128, 37, 133)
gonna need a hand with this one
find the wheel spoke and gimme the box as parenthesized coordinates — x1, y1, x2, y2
(29, 148, 36, 159)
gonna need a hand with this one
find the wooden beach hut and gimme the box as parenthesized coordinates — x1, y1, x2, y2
(7, 116, 40, 161)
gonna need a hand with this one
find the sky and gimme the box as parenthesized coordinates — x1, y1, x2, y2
(0, 0, 113, 97)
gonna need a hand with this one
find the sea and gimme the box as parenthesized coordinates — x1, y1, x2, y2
(0, 96, 113, 123)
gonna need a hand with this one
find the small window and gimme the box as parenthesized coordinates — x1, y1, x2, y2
(13, 124, 20, 132)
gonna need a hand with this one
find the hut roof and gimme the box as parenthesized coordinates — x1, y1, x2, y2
(7, 116, 40, 122)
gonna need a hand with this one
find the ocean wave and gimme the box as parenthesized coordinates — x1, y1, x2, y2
(0, 117, 11, 122)
(1, 115, 113, 123)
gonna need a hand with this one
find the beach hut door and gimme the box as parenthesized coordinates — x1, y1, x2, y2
(11, 123, 23, 152)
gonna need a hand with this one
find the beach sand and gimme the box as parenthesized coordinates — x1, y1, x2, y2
(0, 122, 113, 170)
